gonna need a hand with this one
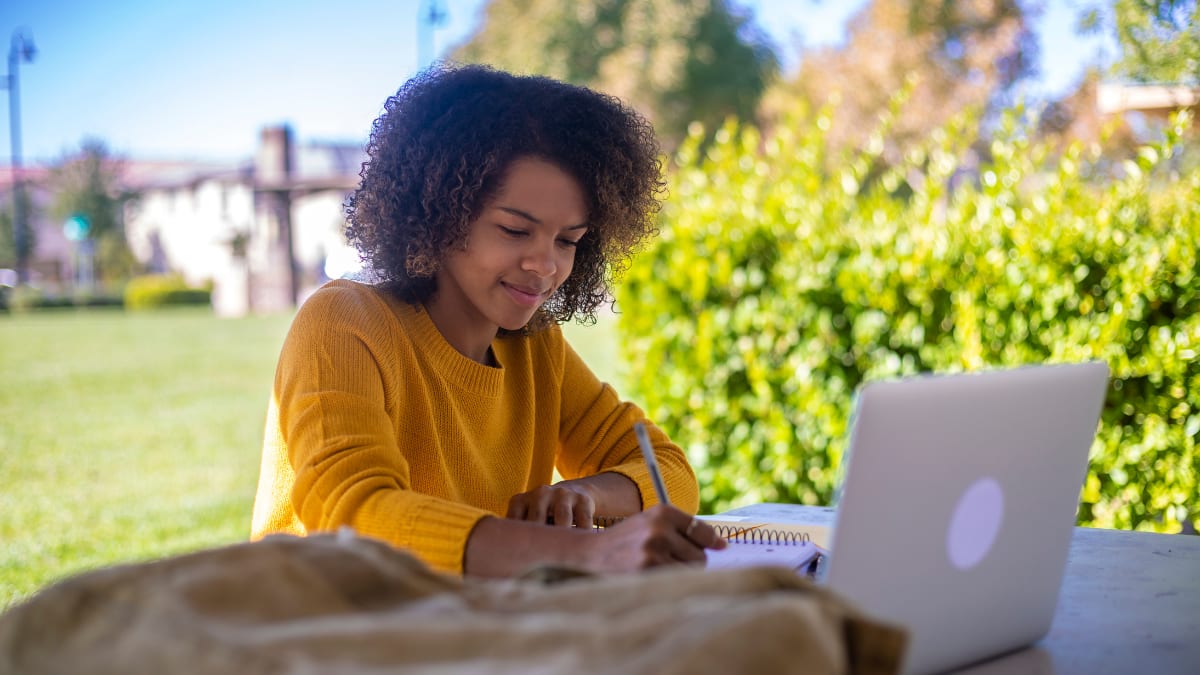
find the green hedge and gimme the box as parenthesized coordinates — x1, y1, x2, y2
(616, 108, 1198, 533)
(2, 286, 125, 312)
(123, 275, 212, 310)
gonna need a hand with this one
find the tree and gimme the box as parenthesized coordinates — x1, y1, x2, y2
(49, 139, 140, 284)
(0, 189, 36, 273)
(450, 0, 778, 148)
(760, 0, 1035, 165)
(1106, 0, 1199, 84)
(1063, 1, 1200, 166)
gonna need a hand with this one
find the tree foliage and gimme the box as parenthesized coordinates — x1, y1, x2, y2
(760, 0, 1035, 165)
(450, 0, 778, 148)
(616, 104, 1199, 534)
(49, 139, 139, 283)
(1110, 0, 1200, 84)
(0, 190, 36, 272)
(1040, 1, 1199, 164)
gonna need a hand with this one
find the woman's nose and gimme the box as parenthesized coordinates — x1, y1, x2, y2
(522, 240, 557, 277)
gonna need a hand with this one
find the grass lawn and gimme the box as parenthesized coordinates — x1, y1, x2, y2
(0, 305, 622, 608)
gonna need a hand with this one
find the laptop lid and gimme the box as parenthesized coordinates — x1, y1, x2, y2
(824, 362, 1109, 675)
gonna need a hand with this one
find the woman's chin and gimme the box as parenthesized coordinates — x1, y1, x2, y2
(498, 313, 537, 332)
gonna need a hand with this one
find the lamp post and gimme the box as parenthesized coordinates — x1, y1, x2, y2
(5, 28, 36, 285)
(417, 1, 447, 71)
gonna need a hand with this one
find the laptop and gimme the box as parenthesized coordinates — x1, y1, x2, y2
(822, 361, 1109, 675)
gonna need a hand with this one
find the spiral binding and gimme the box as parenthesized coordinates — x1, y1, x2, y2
(591, 516, 811, 545)
(708, 524, 811, 545)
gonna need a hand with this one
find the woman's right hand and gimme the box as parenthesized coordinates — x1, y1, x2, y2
(575, 504, 726, 572)
(464, 504, 725, 577)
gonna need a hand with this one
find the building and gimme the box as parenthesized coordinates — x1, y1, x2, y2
(123, 126, 364, 316)
(1097, 83, 1200, 120)
(1, 126, 363, 315)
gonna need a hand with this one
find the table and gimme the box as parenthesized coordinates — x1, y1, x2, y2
(717, 504, 1200, 673)
(957, 526, 1200, 674)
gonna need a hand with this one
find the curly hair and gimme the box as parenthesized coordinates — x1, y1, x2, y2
(345, 63, 665, 329)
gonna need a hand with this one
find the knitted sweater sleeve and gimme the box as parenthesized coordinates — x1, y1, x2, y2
(552, 332, 700, 514)
(274, 284, 490, 574)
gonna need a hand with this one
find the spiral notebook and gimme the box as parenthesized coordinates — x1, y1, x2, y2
(593, 515, 823, 573)
(697, 515, 823, 572)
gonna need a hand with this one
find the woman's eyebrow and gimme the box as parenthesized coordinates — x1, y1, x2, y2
(498, 206, 541, 224)
(498, 206, 587, 230)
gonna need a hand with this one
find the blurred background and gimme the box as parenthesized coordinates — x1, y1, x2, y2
(1, 0, 1197, 606)
(0, 0, 1141, 309)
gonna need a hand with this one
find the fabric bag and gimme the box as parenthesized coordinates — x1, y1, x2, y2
(0, 530, 905, 674)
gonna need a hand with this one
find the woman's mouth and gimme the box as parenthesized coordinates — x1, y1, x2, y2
(503, 282, 548, 308)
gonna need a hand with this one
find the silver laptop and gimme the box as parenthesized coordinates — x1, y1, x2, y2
(823, 362, 1109, 675)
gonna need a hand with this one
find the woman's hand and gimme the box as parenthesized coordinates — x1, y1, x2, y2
(466, 504, 726, 577)
(576, 504, 726, 572)
(507, 482, 597, 528)
(507, 473, 643, 528)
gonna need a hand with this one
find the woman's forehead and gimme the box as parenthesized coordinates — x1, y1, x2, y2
(488, 157, 589, 227)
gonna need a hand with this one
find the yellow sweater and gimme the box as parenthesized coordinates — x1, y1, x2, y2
(251, 280, 699, 574)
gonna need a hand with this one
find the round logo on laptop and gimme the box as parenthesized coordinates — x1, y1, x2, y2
(946, 477, 1005, 570)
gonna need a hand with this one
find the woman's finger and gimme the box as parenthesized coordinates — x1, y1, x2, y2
(572, 498, 595, 529)
(506, 497, 528, 521)
(527, 488, 555, 523)
(553, 500, 574, 528)
(682, 517, 725, 549)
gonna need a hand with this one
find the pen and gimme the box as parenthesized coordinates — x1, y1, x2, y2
(633, 421, 671, 505)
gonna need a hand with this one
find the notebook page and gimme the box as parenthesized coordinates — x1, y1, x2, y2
(702, 505, 837, 549)
(705, 540, 820, 571)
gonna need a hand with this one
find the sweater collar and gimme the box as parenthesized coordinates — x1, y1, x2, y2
(388, 296, 506, 398)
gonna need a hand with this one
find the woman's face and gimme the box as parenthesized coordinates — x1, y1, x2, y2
(426, 156, 589, 362)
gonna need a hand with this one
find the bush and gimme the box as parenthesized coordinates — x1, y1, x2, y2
(124, 275, 212, 310)
(2, 286, 124, 312)
(616, 108, 1198, 533)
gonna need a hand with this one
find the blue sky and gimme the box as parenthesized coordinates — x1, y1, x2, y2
(2, 0, 1117, 164)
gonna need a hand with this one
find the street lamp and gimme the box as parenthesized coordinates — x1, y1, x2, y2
(4, 28, 36, 285)
(417, 1, 448, 71)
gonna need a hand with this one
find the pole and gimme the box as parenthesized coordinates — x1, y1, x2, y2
(6, 30, 34, 286)
(417, 1, 447, 71)
(7, 44, 25, 284)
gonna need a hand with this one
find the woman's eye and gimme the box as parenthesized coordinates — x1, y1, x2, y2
(499, 226, 527, 237)
(558, 238, 581, 248)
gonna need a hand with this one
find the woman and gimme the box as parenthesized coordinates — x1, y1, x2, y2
(251, 64, 724, 577)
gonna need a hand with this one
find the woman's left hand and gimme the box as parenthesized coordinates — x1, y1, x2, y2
(506, 481, 596, 528)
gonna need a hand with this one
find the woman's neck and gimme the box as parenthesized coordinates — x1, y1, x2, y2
(422, 298, 498, 366)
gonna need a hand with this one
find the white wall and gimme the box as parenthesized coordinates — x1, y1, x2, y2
(125, 178, 355, 315)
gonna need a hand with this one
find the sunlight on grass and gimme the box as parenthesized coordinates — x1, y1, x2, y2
(0, 305, 624, 608)
(0, 308, 293, 608)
